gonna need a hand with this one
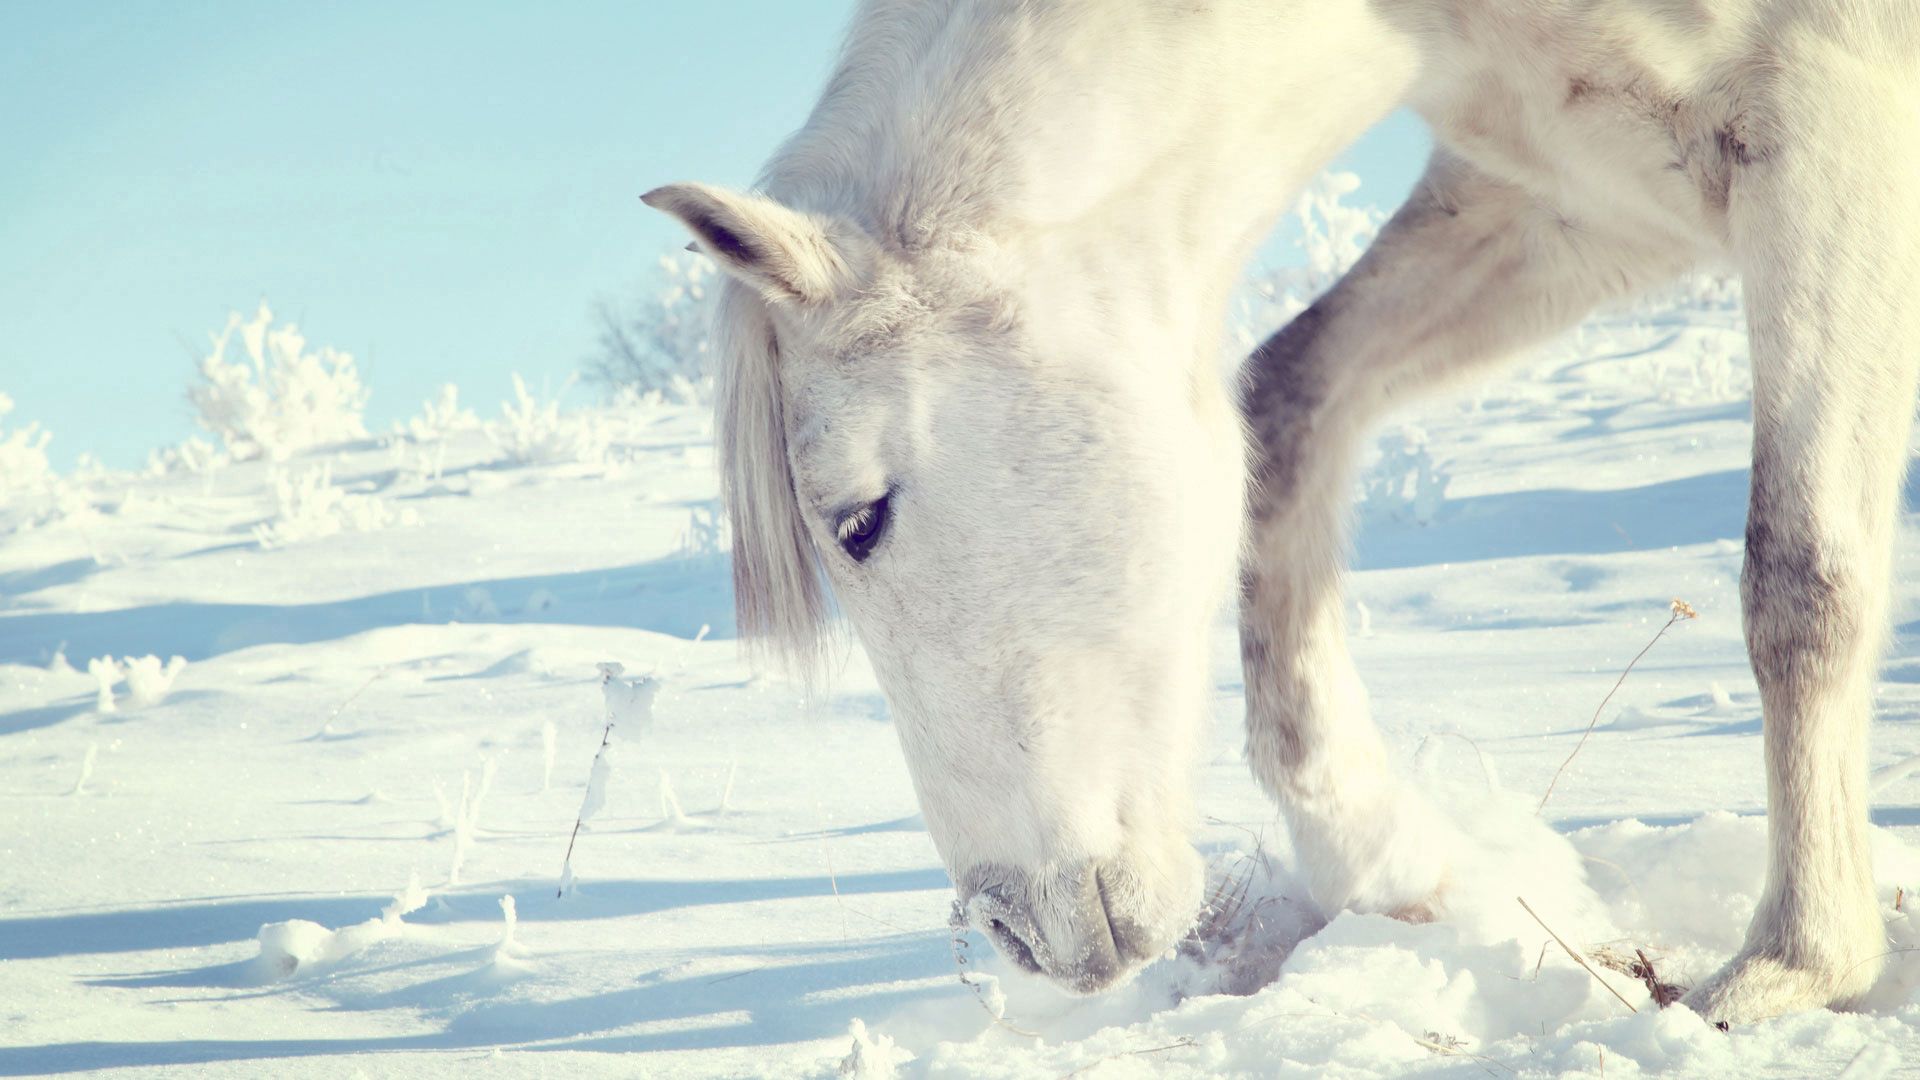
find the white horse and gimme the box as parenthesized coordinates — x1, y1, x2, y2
(646, 0, 1920, 1023)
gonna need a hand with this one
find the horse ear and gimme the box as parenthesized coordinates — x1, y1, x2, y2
(642, 182, 866, 305)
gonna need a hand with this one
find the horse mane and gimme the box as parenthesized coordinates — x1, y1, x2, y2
(713, 276, 834, 680)
(711, 0, 1025, 679)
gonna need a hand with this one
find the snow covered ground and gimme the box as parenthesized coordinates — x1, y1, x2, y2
(7, 281, 1920, 1079)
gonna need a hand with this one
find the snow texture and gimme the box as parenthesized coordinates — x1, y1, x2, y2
(5, 262, 1920, 1078)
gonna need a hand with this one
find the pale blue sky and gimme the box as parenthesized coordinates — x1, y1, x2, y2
(1, 3, 1430, 468)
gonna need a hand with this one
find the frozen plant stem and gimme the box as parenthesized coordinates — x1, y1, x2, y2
(1538, 599, 1697, 814)
(557, 662, 657, 897)
(69, 742, 98, 796)
(320, 669, 383, 738)
(556, 712, 615, 898)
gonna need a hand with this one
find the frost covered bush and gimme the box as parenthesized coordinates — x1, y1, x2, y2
(583, 250, 715, 401)
(0, 394, 53, 506)
(402, 383, 479, 442)
(489, 375, 608, 467)
(1359, 425, 1451, 526)
(1291, 170, 1385, 295)
(190, 303, 369, 462)
(678, 501, 728, 559)
(253, 464, 419, 548)
(1227, 170, 1384, 358)
(1646, 268, 1744, 314)
(145, 436, 225, 478)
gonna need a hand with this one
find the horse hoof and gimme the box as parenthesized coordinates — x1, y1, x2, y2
(1683, 946, 1880, 1026)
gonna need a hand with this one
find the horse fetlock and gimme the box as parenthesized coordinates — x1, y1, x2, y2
(1686, 885, 1885, 1024)
(1684, 945, 1882, 1025)
(1284, 784, 1456, 920)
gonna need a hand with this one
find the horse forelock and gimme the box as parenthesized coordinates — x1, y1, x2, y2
(713, 278, 835, 681)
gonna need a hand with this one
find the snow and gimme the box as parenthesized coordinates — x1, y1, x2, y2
(5, 281, 1920, 1078)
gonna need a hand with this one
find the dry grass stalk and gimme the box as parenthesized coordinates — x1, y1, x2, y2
(1195, 845, 1267, 944)
(1591, 944, 1686, 1007)
(1411, 1031, 1516, 1077)
(1517, 897, 1638, 1016)
(1060, 1036, 1200, 1078)
(1538, 599, 1698, 814)
(1420, 1030, 1468, 1053)
(1632, 948, 1686, 1008)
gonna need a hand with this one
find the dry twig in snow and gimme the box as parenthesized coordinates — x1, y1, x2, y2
(1539, 599, 1697, 813)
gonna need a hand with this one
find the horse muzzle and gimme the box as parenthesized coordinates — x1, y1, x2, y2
(955, 856, 1185, 994)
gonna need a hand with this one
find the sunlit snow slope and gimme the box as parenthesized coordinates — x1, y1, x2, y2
(5, 283, 1920, 1079)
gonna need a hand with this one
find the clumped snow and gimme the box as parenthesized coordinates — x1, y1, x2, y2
(121, 653, 186, 706)
(86, 655, 121, 712)
(5, 249, 1920, 1078)
(255, 876, 430, 980)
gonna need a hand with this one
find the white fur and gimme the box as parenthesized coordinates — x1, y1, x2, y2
(648, 0, 1920, 1014)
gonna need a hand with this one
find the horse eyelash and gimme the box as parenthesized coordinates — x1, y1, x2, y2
(836, 505, 876, 541)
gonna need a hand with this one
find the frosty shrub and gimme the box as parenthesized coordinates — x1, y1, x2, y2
(678, 501, 728, 559)
(0, 394, 53, 506)
(253, 464, 419, 548)
(582, 251, 715, 402)
(145, 436, 225, 478)
(1292, 170, 1386, 294)
(190, 303, 370, 462)
(1227, 170, 1384, 358)
(1650, 268, 1744, 314)
(489, 375, 608, 467)
(402, 384, 479, 443)
(1359, 425, 1451, 526)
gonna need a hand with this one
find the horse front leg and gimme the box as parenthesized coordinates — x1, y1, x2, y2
(1240, 152, 1689, 917)
(1685, 69, 1920, 1024)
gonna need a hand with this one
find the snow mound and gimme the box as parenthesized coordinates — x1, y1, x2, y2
(255, 876, 429, 981)
(884, 810, 1920, 1078)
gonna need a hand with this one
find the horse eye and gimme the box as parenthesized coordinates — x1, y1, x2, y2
(835, 496, 890, 563)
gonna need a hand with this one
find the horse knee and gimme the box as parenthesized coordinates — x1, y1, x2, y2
(1740, 460, 1891, 694)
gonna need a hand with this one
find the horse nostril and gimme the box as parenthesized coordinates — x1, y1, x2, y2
(985, 916, 1042, 974)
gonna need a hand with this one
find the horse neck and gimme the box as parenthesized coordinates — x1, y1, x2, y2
(775, 0, 1425, 358)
